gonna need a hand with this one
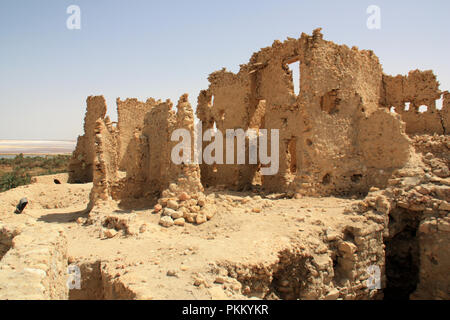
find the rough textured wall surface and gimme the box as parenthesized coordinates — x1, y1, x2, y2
(197, 29, 413, 195)
(85, 94, 204, 212)
(352, 161, 450, 300)
(69, 96, 107, 183)
(117, 98, 158, 170)
(0, 223, 68, 300)
(69, 29, 447, 205)
(88, 117, 119, 209)
(382, 71, 448, 135)
(196, 69, 256, 189)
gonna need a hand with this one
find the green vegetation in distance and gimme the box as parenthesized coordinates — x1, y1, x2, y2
(0, 154, 71, 192)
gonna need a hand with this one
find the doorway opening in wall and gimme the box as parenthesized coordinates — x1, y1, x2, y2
(383, 208, 421, 300)
(288, 61, 300, 96)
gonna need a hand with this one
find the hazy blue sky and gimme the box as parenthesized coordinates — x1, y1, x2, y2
(0, 0, 449, 140)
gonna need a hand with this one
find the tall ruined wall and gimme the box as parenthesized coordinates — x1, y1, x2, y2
(382, 70, 448, 135)
(88, 117, 119, 209)
(69, 96, 107, 183)
(127, 94, 201, 198)
(197, 29, 413, 195)
(196, 69, 258, 189)
(86, 94, 203, 210)
(117, 98, 158, 170)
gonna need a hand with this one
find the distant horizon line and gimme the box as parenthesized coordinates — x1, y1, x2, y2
(0, 139, 76, 142)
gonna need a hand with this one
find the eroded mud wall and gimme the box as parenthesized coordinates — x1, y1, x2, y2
(91, 95, 203, 206)
(69, 96, 107, 183)
(196, 69, 258, 189)
(117, 98, 158, 170)
(197, 29, 413, 195)
(382, 70, 448, 135)
(88, 117, 119, 209)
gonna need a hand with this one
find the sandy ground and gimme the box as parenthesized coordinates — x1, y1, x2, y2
(0, 174, 370, 300)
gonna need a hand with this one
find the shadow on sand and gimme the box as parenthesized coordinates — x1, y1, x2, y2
(37, 208, 89, 224)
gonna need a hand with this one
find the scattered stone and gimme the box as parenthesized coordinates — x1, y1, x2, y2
(324, 288, 340, 300)
(178, 192, 190, 201)
(159, 216, 174, 228)
(197, 198, 206, 207)
(204, 208, 215, 220)
(153, 204, 162, 213)
(241, 196, 251, 204)
(104, 228, 118, 239)
(167, 270, 178, 277)
(139, 224, 147, 233)
(193, 276, 210, 288)
(196, 214, 207, 225)
(171, 210, 184, 220)
(174, 218, 185, 226)
(167, 200, 179, 210)
(163, 208, 177, 217)
(214, 276, 227, 284)
(169, 183, 178, 193)
(338, 241, 357, 254)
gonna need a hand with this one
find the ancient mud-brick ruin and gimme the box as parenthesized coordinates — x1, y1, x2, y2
(63, 29, 449, 299)
(70, 29, 448, 200)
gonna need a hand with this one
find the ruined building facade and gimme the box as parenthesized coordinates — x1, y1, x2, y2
(69, 28, 448, 202)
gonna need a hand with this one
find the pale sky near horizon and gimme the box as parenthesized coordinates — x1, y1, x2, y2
(0, 0, 449, 140)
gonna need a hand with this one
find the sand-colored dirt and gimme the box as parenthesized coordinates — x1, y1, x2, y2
(0, 175, 378, 300)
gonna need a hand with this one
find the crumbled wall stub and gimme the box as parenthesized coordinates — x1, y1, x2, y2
(218, 219, 385, 300)
(350, 159, 449, 300)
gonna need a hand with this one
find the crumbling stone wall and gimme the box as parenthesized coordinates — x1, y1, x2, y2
(69, 96, 107, 183)
(219, 218, 385, 300)
(85, 94, 204, 213)
(88, 117, 120, 209)
(117, 98, 158, 170)
(382, 70, 448, 135)
(69, 29, 449, 204)
(349, 160, 449, 300)
(71, 30, 450, 201)
(196, 69, 257, 190)
(197, 29, 413, 196)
